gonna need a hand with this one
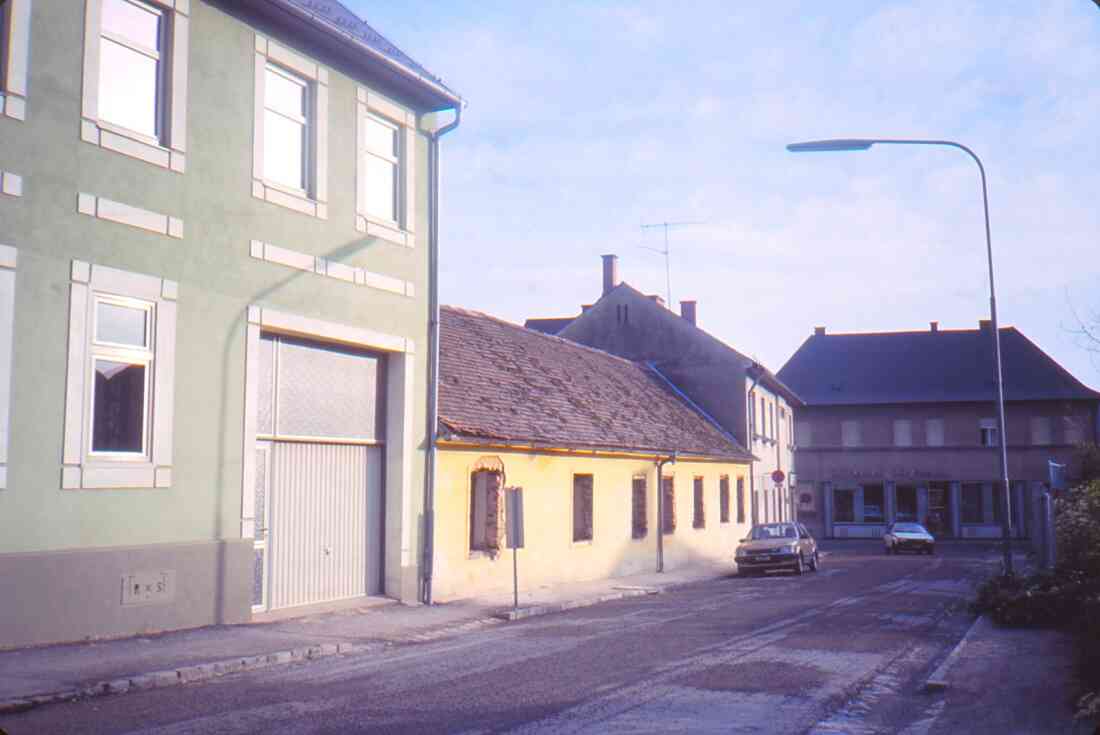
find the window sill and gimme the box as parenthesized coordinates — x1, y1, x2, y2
(62, 463, 172, 490)
(571, 539, 594, 547)
(357, 214, 415, 248)
(467, 549, 496, 560)
(631, 534, 648, 542)
(82, 118, 186, 173)
(0, 91, 25, 121)
(253, 179, 327, 219)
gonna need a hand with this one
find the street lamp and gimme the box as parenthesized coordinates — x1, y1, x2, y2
(787, 138, 1014, 576)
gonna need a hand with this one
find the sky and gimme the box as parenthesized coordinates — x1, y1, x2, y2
(347, 0, 1100, 388)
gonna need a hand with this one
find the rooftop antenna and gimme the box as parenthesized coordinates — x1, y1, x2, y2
(638, 221, 705, 306)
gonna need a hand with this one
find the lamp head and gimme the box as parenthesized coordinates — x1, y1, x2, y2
(787, 139, 875, 153)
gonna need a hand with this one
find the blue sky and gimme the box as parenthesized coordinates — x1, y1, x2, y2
(348, 1, 1100, 387)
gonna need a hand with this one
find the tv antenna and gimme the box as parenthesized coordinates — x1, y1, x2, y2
(638, 221, 705, 306)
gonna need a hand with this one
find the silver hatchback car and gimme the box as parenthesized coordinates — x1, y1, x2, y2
(735, 522, 820, 576)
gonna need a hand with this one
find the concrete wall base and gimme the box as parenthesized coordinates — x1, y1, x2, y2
(0, 539, 252, 649)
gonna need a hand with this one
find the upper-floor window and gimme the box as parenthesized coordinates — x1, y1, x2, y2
(925, 418, 945, 447)
(361, 113, 401, 224)
(356, 89, 418, 245)
(264, 63, 312, 193)
(760, 397, 766, 438)
(769, 403, 775, 440)
(893, 419, 913, 447)
(980, 418, 999, 447)
(1064, 416, 1085, 445)
(0, 0, 9, 92)
(795, 421, 811, 448)
(0, 0, 30, 121)
(841, 419, 861, 448)
(99, 0, 167, 142)
(1030, 416, 1052, 446)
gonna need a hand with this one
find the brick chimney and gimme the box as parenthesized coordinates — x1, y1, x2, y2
(930, 321, 939, 332)
(814, 326, 826, 336)
(979, 319, 992, 330)
(680, 300, 697, 326)
(601, 254, 619, 296)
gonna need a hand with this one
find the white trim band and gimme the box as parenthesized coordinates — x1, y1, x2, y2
(77, 193, 184, 239)
(249, 239, 414, 298)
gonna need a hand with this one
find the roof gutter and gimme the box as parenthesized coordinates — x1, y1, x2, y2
(264, 0, 464, 107)
(420, 105, 462, 606)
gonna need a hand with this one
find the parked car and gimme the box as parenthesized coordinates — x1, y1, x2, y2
(735, 522, 819, 576)
(883, 522, 935, 555)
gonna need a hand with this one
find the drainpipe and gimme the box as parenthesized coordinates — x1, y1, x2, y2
(655, 452, 677, 572)
(746, 366, 763, 525)
(421, 104, 462, 605)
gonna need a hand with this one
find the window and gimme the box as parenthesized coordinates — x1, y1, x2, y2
(862, 484, 885, 523)
(896, 485, 918, 521)
(893, 419, 913, 447)
(661, 476, 675, 534)
(925, 418, 945, 447)
(980, 418, 999, 447)
(834, 488, 855, 523)
(81, 0, 188, 169)
(573, 474, 593, 542)
(63, 261, 177, 489)
(253, 35, 329, 218)
(693, 477, 705, 529)
(263, 64, 311, 193)
(469, 470, 501, 552)
(631, 476, 647, 539)
(841, 420, 861, 448)
(795, 421, 811, 448)
(769, 403, 775, 440)
(356, 88, 417, 245)
(0, 245, 15, 489)
(1030, 416, 1052, 446)
(0, 0, 30, 121)
(736, 477, 745, 523)
(760, 397, 766, 438)
(962, 483, 984, 523)
(1064, 416, 1085, 445)
(719, 476, 730, 524)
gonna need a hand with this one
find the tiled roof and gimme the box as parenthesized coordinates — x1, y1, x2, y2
(777, 326, 1100, 406)
(439, 307, 753, 459)
(523, 316, 576, 335)
(278, 0, 461, 101)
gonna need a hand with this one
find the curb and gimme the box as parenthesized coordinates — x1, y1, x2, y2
(493, 586, 660, 621)
(924, 614, 983, 692)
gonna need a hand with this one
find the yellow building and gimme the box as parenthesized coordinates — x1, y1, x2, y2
(432, 307, 755, 600)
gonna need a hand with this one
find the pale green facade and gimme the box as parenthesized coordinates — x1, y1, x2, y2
(0, 0, 458, 646)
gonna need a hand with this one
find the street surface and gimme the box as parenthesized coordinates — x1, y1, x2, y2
(0, 542, 998, 734)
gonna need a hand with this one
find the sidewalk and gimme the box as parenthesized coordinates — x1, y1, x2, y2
(924, 615, 1094, 735)
(0, 561, 731, 713)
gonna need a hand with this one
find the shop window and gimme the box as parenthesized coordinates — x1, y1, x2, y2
(896, 485, 918, 522)
(631, 476, 647, 539)
(719, 476, 730, 523)
(573, 474, 594, 542)
(692, 477, 705, 529)
(661, 476, 675, 534)
(962, 482, 984, 523)
(927, 481, 951, 535)
(863, 484, 885, 523)
(834, 489, 855, 523)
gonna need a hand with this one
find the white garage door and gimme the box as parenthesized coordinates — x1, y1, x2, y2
(252, 333, 384, 611)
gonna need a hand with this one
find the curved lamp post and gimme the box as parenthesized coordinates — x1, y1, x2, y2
(787, 138, 1014, 576)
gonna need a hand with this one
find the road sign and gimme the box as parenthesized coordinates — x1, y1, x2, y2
(506, 488, 524, 549)
(771, 469, 786, 485)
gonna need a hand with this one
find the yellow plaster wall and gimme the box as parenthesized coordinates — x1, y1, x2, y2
(433, 447, 752, 600)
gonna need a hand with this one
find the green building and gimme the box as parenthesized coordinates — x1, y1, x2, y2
(0, 0, 462, 647)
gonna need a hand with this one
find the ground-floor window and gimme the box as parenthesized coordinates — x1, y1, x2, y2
(992, 482, 1005, 524)
(470, 470, 502, 552)
(896, 485, 918, 522)
(719, 476, 730, 523)
(834, 488, 855, 522)
(927, 481, 952, 535)
(862, 484, 885, 523)
(962, 482, 984, 524)
(736, 478, 745, 523)
(662, 476, 675, 534)
(631, 476, 647, 539)
(693, 477, 705, 529)
(573, 474, 594, 542)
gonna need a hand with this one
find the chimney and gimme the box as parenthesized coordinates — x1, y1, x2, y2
(680, 300, 697, 326)
(979, 319, 992, 330)
(930, 321, 939, 332)
(601, 254, 619, 296)
(814, 326, 826, 336)
(581, 304, 593, 313)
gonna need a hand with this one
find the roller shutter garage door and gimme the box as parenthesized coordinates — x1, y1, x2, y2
(252, 333, 384, 611)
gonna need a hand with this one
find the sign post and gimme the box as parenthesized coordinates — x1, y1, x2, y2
(505, 487, 525, 610)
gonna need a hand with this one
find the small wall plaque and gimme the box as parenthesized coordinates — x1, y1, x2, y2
(121, 570, 175, 606)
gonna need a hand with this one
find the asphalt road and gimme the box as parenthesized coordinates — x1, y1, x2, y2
(0, 542, 998, 735)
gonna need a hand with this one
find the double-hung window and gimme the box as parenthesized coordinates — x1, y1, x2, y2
(0, 0, 30, 121)
(81, 0, 189, 169)
(263, 63, 311, 194)
(361, 113, 400, 224)
(63, 261, 177, 490)
(356, 88, 417, 246)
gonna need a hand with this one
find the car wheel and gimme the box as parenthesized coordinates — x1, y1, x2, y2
(794, 553, 805, 576)
(810, 551, 820, 572)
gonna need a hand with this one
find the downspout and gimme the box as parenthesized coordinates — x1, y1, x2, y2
(421, 104, 462, 605)
(655, 452, 677, 572)
(747, 366, 762, 525)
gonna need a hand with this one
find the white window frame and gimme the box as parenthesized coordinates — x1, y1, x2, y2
(795, 420, 811, 448)
(356, 86, 417, 247)
(252, 34, 329, 219)
(80, 0, 189, 172)
(925, 418, 944, 447)
(0, 0, 30, 121)
(1030, 416, 1052, 446)
(63, 260, 177, 490)
(893, 419, 913, 447)
(0, 244, 16, 489)
(979, 417, 999, 447)
(841, 419, 861, 448)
